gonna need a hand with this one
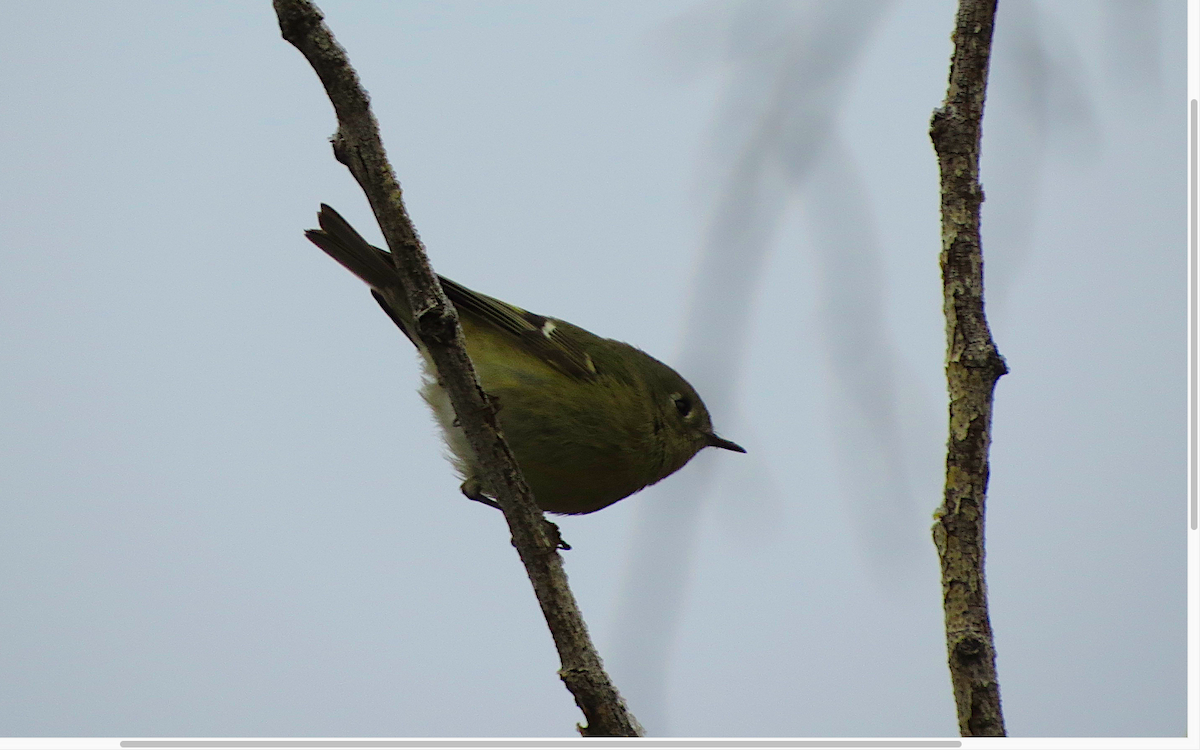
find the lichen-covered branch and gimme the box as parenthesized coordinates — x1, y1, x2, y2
(928, 0, 1008, 737)
(272, 0, 641, 735)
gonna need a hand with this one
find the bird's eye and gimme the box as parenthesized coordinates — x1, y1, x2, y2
(672, 393, 692, 418)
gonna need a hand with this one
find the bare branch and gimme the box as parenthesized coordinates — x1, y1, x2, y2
(272, 0, 642, 735)
(929, 0, 1008, 737)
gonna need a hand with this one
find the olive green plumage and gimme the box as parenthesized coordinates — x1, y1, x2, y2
(304, 204, 744, 515)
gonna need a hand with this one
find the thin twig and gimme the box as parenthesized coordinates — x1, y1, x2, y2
(929, 0, 1007, 737)
(272, 0, 642, 735)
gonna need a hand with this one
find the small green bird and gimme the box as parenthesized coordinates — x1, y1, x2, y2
(305, 205, 744, 515)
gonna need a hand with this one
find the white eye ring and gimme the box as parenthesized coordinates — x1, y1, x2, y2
(671, 392, 692, 418)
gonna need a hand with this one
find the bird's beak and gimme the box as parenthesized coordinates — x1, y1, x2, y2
(704, 432, 746, 453)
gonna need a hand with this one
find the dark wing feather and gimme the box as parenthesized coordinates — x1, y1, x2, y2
(438, 277, 599, 382)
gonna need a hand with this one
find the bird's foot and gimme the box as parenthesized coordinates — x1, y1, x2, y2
(460, 478, 500, 510)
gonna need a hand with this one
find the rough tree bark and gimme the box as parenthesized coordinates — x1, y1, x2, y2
(272, 0, 642, 736)
(929, 0, 1008, 738)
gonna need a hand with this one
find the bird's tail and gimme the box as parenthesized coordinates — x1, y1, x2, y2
(305, 204, 418, 341)
(304, 204, 400, 292)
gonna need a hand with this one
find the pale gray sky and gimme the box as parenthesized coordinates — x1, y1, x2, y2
(0, 0, 1189, 739)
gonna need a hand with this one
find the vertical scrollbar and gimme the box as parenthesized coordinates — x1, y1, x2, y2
(1191, 97, 1197, 529)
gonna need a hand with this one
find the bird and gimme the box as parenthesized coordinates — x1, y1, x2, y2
(304, 204, 744, 514)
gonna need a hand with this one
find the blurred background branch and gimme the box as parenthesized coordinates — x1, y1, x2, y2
(610, 1, 915, 733)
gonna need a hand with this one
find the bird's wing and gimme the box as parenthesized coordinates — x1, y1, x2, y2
(305, 204, 598, 381)
(439, 277, 599, 382)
